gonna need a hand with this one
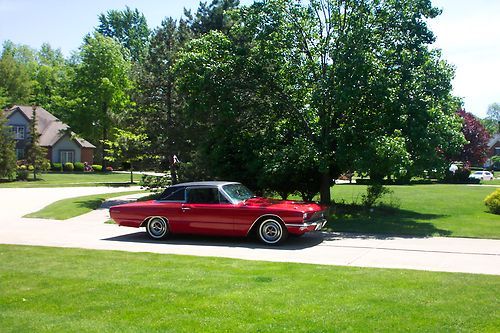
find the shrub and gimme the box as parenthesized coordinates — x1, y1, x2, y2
(16, 165, 29, 180)
(92, 164, 103, 172)
(361, 184, 392, 208)
(441, 167, 476, 184)
(484, 189, 500, 215)
(140, 174, 171, 191)
(74, 162, 84, 172)
(51, 163, 63, 172)
(42, 160, 51, 171)
(64, 162, 74, 172)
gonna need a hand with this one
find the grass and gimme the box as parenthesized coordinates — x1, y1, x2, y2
(24, 190, 145, 220)
(0, 245, 498, 332)
(0, 172, 141, 188)
(327, 184, 500, 239)
(482, 178, 500, 185)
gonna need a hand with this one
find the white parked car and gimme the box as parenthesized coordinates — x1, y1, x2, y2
(469, 171, 494, 180)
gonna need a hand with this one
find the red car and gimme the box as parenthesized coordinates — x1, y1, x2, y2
(110, 181, 327, 245)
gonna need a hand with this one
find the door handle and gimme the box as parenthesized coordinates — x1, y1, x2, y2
(182, 206, 191, 212)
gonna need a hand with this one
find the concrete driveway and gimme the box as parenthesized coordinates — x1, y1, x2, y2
(0, 187, 499, 275)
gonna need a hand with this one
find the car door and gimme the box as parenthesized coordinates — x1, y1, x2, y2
(153, 186, 187, 234)
(181, 186, 235, 236)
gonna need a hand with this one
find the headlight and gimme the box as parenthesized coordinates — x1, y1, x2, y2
(303, 212, 314, 220)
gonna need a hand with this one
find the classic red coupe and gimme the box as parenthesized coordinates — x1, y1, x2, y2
(109, 181, 327, 244)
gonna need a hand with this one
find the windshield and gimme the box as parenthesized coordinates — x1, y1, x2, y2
(222, 184, 254, 203)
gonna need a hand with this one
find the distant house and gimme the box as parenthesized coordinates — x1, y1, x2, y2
(4, 105, 95, 164)
(487, 134, 500, 158)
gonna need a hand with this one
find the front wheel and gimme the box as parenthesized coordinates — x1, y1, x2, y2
(258, 219, 288, 245)
(146, 217, 169, 239)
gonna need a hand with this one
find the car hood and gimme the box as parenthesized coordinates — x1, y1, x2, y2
(242, 197, 324, 212)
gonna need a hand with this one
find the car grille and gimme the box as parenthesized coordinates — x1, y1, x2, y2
(306, 211, 325, 222)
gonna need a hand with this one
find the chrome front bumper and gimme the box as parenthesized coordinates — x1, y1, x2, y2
(285, 219, 327, 231)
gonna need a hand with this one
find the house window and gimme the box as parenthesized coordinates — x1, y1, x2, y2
(15, 148, 25, 160)
(60, 150, 75, 164)
(11, 126, 25, 140)
(495, 147, 500, 156)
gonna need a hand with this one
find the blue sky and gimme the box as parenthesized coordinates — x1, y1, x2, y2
(0, 0, 498, 117)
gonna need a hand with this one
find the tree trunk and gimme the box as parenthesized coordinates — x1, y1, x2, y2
(130, 163, 133, 184)
(101, 103, 108, 170)
(319, 170, 332, 205)
(101, 126, 107, 170)
(169, 154, 178, 185)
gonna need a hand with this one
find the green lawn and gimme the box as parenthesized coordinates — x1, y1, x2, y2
(328, 184, 500, 239)
(0, 172, 140, 188)
(0, 245, 498, 332)
(24, 190, 145, 220)
(483, 178, 500, 185)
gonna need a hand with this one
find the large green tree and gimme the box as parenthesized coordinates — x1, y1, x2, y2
(104, 128, 150, 183)
(0, 111, 16, 180)
(25, 106, 49, 180)
(71, 32, 132, 166)
(0, 42, 34, 105)
(185, 0, 240, 35)
(97, 6, 150, 62)
(176, 0, 463, 203)
(136, 17, 192, 182)
(32, 43, 74, 118)
(483, 103, 500, 134)
(0, 41, 74, 119)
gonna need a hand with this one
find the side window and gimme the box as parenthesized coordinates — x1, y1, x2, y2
(187, 187, 220, 204)
(219, 191, 230, 204)
(159, 187, 185, 201)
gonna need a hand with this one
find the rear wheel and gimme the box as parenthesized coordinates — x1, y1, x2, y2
(146, 217, 169, 239)
(257, 218, 288, 245)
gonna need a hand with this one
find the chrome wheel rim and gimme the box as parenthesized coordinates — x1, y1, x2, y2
(148, 217, 167, 238)
(259, 219, 282, 244)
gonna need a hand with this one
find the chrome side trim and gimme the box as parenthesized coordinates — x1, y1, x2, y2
(245, 214, 285, 236)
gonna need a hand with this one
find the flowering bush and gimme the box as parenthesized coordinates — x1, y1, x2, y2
(16, 165, 29, 180)
(74, 162, 85, 172)
(51, 163, 63, 172)
(64, 162, 74, 171)
(484, 189, 500, 215)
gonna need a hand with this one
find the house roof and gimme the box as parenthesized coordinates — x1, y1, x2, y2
(4, 105, 95, 149)
(488, 133, 500, 148)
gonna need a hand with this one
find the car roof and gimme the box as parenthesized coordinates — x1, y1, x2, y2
(171, 181, 241, 188)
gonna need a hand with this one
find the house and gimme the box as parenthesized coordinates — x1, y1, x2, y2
(487, 133, 500, 158)
(4, 105, 95, 164)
